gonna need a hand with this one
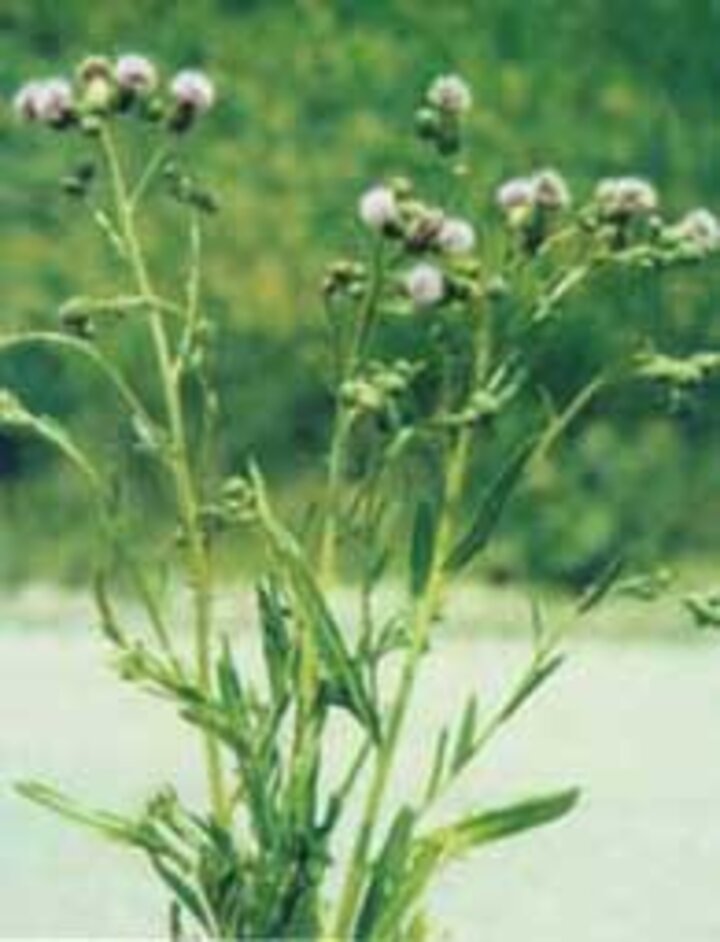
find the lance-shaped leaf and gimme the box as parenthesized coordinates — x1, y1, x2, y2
(409, 499, 437, 597)
(355, 806, 417, 940)
(444, 438, 536, 574)
(16, 781, 151, 848)
(420, 787, 579, 862)
(450, 693, 478, 775)
(250, 465, 380, 740)
(498, 653, 565, 725)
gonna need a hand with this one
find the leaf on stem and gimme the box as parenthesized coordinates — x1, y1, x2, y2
(418, 787, 580, 861)
(498, 653, 565, 725)
(444, 438, 536, 574)
(250, 464, 380, 740)
(409, 499, 437, 597)
(450, 693, 479, 775)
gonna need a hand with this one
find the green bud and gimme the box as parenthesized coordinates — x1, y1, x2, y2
(415, 107, 440, 140)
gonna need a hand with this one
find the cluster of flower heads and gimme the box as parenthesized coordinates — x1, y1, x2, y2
(357, 180, 478, 307)
(13, 54, 215, 133)
(494, 170, 719, 254)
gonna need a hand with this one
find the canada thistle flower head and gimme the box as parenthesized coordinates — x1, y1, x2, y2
(13, 80, 45, 122)
(595, 176, 659, 218)
(437, 216, 476, 254)
(496, 176, 535, 212)
(115, 54, 158, 93)
(405, 262, 445, 307)
(170, 69, 216, 113)
(532, 168, 571, 210)
(14, 78, 74, 127)
(359, 185, 399, 232)
(669, 208, 720, 254)
(427, 74, 473, 115)
(497, 170, 571, 215)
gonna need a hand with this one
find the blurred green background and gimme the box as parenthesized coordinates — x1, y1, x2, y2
(1, 0, 720, 585)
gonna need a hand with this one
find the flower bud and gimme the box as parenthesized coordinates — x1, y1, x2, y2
(415, 106, 441, 140)
(359, 185, 399, 232)
(532, 168, 571, 210)
(405, 263, 445, 307)
(405, 207, 445, 251)
(77, 57, 116, 115)
(427, 74, 473, 115)
(77, 56, 113, 83)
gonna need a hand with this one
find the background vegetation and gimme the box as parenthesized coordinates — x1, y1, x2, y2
(2, 0, 720, 584)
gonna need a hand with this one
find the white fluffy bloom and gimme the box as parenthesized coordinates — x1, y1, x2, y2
(170, 69, 215, 112)
(532, 168, 571, 210)
(437, 216, 476, 254)
(13, 80, 45, 121)
(671, 208, 720, 253)
(496, 177, 535, 212)
(116, 54, 158, 92)
(595, 176, 658, 217)
(15, 78, 73, 125)
(359, 185, 399, 231)
(33, 78, 74, 125)
(427, 74, 472, 115)
(405, 263, 445, 307)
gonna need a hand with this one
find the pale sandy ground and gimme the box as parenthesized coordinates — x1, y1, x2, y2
(1, 586, 720, 940)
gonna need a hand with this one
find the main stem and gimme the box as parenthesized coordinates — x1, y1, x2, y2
(99, 127, 228, 823)
(333, 426, 472, 937)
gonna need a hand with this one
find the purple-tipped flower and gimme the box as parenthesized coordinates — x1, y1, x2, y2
(13, 81, 45, 122)
(595, 176, 658, 218)
(34, 78, 74, 127)
(14, 78, 74, 127)
(115, 54, 158, 93)
(437, 216, 476, 254)
(359, 185, 399, 231)
(427, 74, 473, 115)
(496, 177, 535, 212)
(170, 69, 215, 113)
(405, 263, 445, 307)
(670, 208, 720, 254)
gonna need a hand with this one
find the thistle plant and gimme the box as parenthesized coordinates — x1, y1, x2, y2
(6, 58, 720, 940)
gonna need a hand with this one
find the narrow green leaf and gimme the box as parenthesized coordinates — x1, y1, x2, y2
(423, 725, 449, 806)
(355, 806, 416, 939)
(444, 439, 535, 573)
(257, 579, 291, 705)
(499, 654, 565, 724)
(577, 555, 625, 614)
(421, 787, 580, 860)
(250, 465, 380, 740)
(410, 500, 436, 597)
(150, 853, 213, 933)
(450, 694, 478, 775)
(16, 781, 141, 846)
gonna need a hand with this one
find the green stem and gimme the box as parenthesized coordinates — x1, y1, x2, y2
(318, 240, 385, 587)
(99, 126, 228, 824)
(333, 425, 472, 937)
